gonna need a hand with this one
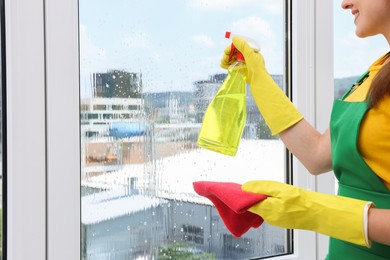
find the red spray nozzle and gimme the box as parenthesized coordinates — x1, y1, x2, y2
(225, 31, 245, 62)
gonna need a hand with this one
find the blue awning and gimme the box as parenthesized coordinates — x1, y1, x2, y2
(109, 122, 146, 138)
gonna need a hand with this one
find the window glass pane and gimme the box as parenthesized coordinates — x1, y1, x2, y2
(333, 0, 388, 99)
(80, 1, 291, 259)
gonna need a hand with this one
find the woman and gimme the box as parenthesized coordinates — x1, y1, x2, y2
(220, 0, 390, 258)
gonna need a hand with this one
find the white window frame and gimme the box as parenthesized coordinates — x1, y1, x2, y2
(5, 0, 80, 259)
(292, 1, 335, 259)
(5, 0, 334, 259)
(5, 0, 47, 259)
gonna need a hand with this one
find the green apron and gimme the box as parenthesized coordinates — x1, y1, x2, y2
(327, 74, 390, 259)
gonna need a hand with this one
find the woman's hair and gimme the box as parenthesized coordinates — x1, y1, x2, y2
(367, 61, 390, 108)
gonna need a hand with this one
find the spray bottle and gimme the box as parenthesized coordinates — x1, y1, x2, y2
(197, 32, 260, 156)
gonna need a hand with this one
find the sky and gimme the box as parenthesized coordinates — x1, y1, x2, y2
(79, 0, 389, 96)
(79, 0, 284, 96)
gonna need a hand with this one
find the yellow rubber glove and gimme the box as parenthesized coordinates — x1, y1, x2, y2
(221, 37, 303, 135)
(242, 180, 373, 247)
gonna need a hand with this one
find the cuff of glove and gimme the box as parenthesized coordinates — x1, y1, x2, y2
(269, 115, 304, 136)
(364, 202, 375, 248)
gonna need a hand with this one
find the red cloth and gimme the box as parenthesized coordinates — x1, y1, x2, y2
(193, 181, 267, 237)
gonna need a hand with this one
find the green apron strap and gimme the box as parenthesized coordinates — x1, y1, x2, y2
(341, 70, 370, 100)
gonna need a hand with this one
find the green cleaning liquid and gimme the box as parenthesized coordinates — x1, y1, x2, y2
(197, 62, 247, 156)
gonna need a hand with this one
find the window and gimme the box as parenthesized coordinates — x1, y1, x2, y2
(333, 0, 388, 98)
(5, 0, 335, 259)
(80, 0, 291, 259)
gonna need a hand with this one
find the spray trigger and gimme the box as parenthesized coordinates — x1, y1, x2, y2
(229, 43, 237, 62)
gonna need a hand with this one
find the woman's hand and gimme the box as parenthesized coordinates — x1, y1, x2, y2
(242, 180, 372, 247)
(220, 36, 303, 136)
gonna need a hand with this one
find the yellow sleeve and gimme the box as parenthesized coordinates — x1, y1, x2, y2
(358, 96, 390, 190)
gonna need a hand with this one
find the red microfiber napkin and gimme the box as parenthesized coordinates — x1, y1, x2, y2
(193, 181, 267, 237)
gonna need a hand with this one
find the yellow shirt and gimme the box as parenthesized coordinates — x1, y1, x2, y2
(344, 52, 390, 190)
